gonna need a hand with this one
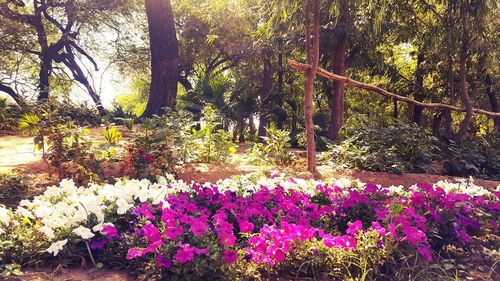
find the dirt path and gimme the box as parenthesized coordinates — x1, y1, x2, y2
(0, 134, 41, 172)
(0, 133, 498, 190)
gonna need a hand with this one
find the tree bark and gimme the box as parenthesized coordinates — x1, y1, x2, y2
(454, 3, 473, 141)
(411, 51, 425, 126)
(304, 0, 320, 173)
(59, 48, 106, 115)
(485, 74, 499, 132)
(0, 83, 24, 105)
(289, 59, 500, 118)
(393, 99, 398, 120)
(141, 0, 179, 117)
(258, 52, 273, 142)
(328, 0, 348, 142)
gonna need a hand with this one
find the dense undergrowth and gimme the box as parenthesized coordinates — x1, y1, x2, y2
(320, 124, 500, 180)
(0, 172, 498, 280)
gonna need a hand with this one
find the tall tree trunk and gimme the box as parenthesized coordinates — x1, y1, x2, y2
(454, 3, 473, 141)
(238, 119, 245, 143)
(304, 0, 320, 173)
(249, 116, 256, 138)
(485, 74, 499, 132)
(37, 56, 51, 101)
(432, 112, 443, 135)
(393, 99, 398, 120)
(411, 51, 425, 126)
(258, 52, 273, 142)
(328, 0, 347, 142)
(276, 47, 285, 129)
(141, 0, 179, 117)
(442, 0, 455, 138)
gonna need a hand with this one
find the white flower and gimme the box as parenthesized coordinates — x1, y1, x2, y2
(72, 225, 94, 239)
(46, 239, 68, 256)
(16, 207, 34, 219)
(116, 198, 133, 215)
(0, 206, 10, 226)
(39, 226, 55, 240)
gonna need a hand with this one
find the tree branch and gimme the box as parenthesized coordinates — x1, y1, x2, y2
(288, 59, 500, 118)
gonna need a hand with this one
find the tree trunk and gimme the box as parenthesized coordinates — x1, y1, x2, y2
(249, 116, 256, 138)
(258, 52, 273, 142)
(454, 4, 473, 141)
(0, 83, 24, 105)
(411, 52, 425, 126)
(442, 0, 455, 138)
(393, 99, 398, 120)
(432, 111, 443, 135)
(61, 48, 106, 115)
(141, 0, 179, 117)
(37, 55, 51, 101)
(238, 120, 245, 143)
(328, 0, 347, 142)
(485, 74, 499, 132)
(304, 0, 320, 173)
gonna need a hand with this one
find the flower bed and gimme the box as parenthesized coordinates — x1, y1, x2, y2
(1, 173, 499, 280)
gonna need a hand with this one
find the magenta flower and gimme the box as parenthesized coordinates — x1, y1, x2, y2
(239, 221, 254, 233)
(417, 245, 433, 262)
(90, 239, 107, 250)
(142, 223, 162, 244)
(175, 248, 194, 264)
(190, 220, 207, 237)
(132, 204, 156, 221)
(101, 225, 118, 240)
(165, 225, 184, 240)
(371, 221, 386, 236)
(155, 255, 172, 269)
(126, 248, 143, 260)
(346, 220, 363, 235)
(223, 250, 238, 264)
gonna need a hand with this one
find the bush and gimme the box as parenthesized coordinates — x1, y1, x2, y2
(190, 105, 236, 163)
(320, 123, 441, 174)
(248, 126, 295, 166)
(443, 133, 500, 180)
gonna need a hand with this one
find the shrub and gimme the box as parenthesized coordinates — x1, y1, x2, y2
(320, 123, 441, 174)
(248, 126, 295, 166)
(443, 133, 500, 180)
(190, 105, 236, 163)
(0, 172, 31, 207)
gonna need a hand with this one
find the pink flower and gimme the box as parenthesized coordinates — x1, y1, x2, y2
(346, 220, 363, 235)
(417, 245, 433, 262)
(142, 223, 162, 244)
(190, 220, 207, 237)
(239, 221, 254, 233)
(101, 225, 118, 240)
(175, 248, 194, 264)
(155, 255, 172, 269)
(219, 231, 236, 246)
(132, 204, 156, 221)
(223, 250, 238, 264)
(371, 221, 386, 236)
(126, 248, 143, 260)
(165, 226, 184, 240)
(90, 239, 107, 250)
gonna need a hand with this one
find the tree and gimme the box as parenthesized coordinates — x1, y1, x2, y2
(141, 0, 179, 117)
(303, 0, 320, 173)
(0, 0, 126, 113)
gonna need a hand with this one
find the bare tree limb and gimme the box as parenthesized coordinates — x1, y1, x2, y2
(288, 59, 500, 118)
